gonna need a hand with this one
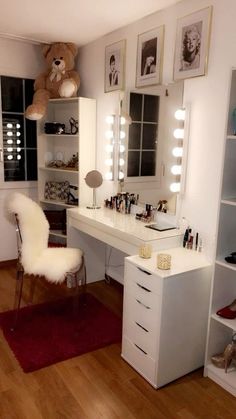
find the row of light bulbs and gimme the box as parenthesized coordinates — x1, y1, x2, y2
(170, 108, 186, 193)
(4, 121, 22, 161)
(105, 115, 126, 181)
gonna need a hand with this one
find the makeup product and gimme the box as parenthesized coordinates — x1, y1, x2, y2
(195, 232, 199, 251)
(183, 228, 189, 248)
(198, 238, 202, 252)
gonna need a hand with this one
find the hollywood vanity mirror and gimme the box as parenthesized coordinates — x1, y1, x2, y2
(123, 81, 184, 216)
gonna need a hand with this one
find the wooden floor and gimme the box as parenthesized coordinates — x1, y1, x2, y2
(1, 264, 236, 418)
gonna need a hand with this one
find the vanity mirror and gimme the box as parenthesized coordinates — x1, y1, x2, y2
(123, 81, 184, 214)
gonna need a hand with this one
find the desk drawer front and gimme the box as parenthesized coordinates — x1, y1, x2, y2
(125, 277, 159, 311)
(123, 318, 158, 358)
(125, 261, 162, 296)
(122, 336, 156, 387)
(123, 291, 160, 334)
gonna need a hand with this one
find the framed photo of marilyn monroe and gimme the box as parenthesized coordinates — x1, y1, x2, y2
(136, 26, 164, 88)
(105, 40, 126, 92)
(173, 6, 212, 81)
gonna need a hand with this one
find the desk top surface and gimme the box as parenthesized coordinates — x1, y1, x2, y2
(68, 206, 182, 244)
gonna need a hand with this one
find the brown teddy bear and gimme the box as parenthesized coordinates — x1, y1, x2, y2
(25, 42, 80, 120)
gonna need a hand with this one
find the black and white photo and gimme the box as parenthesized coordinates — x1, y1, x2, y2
(174, 7, 212, 80)
(105, 40, 125, 92)
(136, 26, 164, 88)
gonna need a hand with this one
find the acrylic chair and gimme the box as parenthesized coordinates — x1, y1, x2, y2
(7, 192, 86, 330)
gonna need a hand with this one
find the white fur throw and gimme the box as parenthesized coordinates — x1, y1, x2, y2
(7, 192, 83, 283)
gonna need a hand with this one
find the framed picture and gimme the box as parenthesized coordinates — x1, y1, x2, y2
(136, 26, 164, 88)
(173, 6, 212, 81)
(105, 40, 126, 92)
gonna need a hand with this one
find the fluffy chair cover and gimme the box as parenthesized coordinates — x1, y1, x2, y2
(7, 193, 83, 283)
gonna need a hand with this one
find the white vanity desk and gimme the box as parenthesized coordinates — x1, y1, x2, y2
(67, 206, 182, 283)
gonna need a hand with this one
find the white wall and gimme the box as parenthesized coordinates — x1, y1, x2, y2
(0, 38, 44, 261)
(77, 0, 235, 259)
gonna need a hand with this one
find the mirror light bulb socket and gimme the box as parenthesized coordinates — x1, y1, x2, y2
(171, 165, 182, 175)
(173, 128, 184, 139)
(172, 147, 183, 157)
(175, 109, 185, 121)
(170, 182, 180, 193)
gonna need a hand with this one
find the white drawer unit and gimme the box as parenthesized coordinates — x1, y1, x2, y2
(121, 247, 211, 389)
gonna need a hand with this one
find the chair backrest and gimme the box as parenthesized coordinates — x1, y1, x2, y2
(7, 193, 49, 271)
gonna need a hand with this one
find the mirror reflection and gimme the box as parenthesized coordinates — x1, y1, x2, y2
(124, 81, 184, 214)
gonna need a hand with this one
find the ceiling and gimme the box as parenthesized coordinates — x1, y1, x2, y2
(0, 0, 182, 47)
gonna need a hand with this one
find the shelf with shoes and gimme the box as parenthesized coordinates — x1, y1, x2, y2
(37, 97, 96, 243)
(204, 69, 236, 396)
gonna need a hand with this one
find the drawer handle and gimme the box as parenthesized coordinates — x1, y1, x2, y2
(134, 343, 147, 355)
(137, 267, 151, 275)
(135, 321, 149, 332)
(136, 282, 151, 292)
(136, 299, 150, 309)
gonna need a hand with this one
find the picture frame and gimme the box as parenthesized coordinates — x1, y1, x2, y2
(105, 40, 126, 92)
(135, 26, 164, 88)
(173, 6, 212, 81)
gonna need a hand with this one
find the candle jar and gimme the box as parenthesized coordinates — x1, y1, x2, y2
(139, 243, 152, 259)
(157, 253, 171, 270)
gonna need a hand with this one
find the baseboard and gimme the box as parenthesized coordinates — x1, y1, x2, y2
(0, 259, 17, 267)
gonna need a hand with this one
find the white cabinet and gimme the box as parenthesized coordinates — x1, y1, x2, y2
(37, 97, 96, 240)
(204, 69, 236, 397)
(122, 247, 211, 388)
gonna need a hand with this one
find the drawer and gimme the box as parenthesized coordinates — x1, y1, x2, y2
(125, 278, 159, 310)
(121, 335, 157, 387)
(123, 291, 160, 333)
(125, 261, 162, 296)
(123, 318, 158, 358)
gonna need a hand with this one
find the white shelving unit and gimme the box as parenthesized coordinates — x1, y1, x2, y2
(204, 69, 236, 396)
(37, 97, 96, 241)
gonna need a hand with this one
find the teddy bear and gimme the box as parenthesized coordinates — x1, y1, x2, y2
(25, 42, 80, 120)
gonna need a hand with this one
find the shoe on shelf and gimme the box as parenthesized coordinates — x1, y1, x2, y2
(211, 353, 225, 368)
(216, 299, 236, 319)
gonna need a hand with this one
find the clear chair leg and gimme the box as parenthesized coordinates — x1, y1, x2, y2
(28, 276, 36, 305)
(11, 268, 24, 331)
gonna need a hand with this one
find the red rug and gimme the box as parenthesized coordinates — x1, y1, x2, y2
(0, 293, 122, 372)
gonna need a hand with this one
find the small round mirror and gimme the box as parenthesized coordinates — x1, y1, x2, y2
(85, 170, 103, 209)
(85, 170, 103, 188)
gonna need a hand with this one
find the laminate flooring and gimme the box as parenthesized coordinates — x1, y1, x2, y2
(0, 263, 236, 419)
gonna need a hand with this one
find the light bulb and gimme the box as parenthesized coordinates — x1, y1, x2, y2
(120, 130, 125, 139)
(105, 158, 113, 166)
(175, 109, 185, 120)
(105, 130, 114, 140)
(119, 158, 125, 166)
(119, 171, 124, 180)
(7, 131, 13, 136)
(170, 182, 180, 192)
(16, 132, 21, 137)
(17, 139, 21, 144)
(172, 147, 183, 157)
(7, 155, 13, 160)
(105, 172, 113, 180)
(173, 128, 184, 139)
(105, 115, 114, 124)
(120, 145, 125, 153)
(105, 144, 113, 153)
(16, 123, 21, 128)
(171, 165, 182, 175)
(17, 147, 21, 152)
(17, 155, 21, 160)
(7, 147, 13, 152)
(7, 139, 13, 144)
(120, 116, 126, 125)
(6, 123, 13, 128)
